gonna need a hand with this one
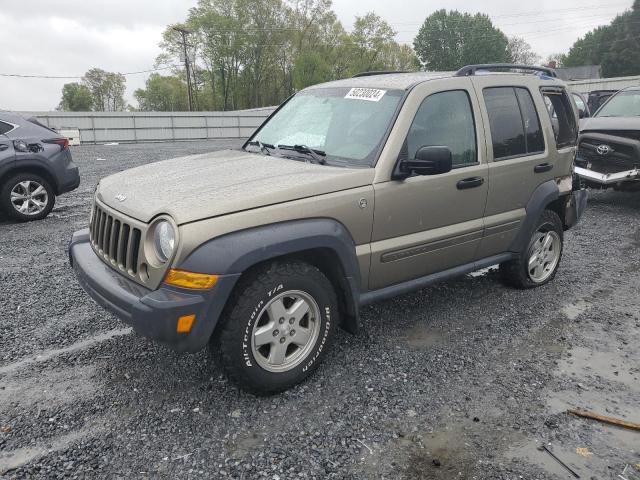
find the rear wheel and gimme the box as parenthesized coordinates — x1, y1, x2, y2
(212, 261, 338, 394)
(0, 173, 55, 221)
(500, 210, 563, 289)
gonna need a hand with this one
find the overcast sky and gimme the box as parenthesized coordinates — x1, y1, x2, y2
(0, 0, 632, 111)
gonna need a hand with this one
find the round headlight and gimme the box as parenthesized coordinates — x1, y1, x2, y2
(153, 220, 175, 263)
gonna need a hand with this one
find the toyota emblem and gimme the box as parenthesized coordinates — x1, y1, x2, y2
(596, 144, 612, 156)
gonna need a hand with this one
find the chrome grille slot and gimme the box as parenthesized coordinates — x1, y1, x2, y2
(89, 202, 144, 278)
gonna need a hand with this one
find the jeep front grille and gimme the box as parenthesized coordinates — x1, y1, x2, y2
(89, 203, 142, 276)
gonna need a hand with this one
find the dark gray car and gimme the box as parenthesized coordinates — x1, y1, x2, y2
(0, 111, 79, 221)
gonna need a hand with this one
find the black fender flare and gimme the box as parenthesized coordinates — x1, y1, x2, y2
(177, 218, 362, 333)
(509, 180, 560, 253)
(0, 157, 59, 193)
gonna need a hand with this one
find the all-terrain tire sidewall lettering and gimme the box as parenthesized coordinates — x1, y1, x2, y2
(213, 261, 338, 395)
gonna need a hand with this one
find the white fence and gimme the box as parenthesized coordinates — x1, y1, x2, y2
(567, 76, 640, 94)
(21, 108, 276, 144)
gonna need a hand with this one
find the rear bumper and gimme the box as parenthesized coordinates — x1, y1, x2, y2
(53, 149, 80, 194)
(564, 189, 588, 230)
(574, 166, 640, 185)
(69, 229, 239, 352)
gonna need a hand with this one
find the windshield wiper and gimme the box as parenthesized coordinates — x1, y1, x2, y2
(246, 140, 276, 156)
(278, 144, 326, 165)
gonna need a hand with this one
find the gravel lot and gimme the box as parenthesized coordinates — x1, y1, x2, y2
(1, 141, 639, 479)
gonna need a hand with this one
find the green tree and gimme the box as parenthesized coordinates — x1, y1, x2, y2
(508, 37, 540, 65)
(413, 10, 510, 71)
(564, 0, 640, 77)
(82, 68, 127, 111)
(58, 82, 93, 111)
(156, 0, 425, 110)
(134, 74, 189, 111)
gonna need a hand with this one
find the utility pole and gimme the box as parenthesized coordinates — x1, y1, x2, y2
(173, 25, 194, 112)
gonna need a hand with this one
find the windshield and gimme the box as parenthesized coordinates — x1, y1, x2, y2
(596, 90, 640, 117)
(248, 87, 404, 167)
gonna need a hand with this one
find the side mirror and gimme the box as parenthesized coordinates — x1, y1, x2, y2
(578, 108, 589, 119)
(403, 146, 453, 176)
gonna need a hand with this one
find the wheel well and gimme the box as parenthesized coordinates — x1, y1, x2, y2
(0, 166, 59, 194)
(239, 248, 359, 334)
(545, 195, 569, 230)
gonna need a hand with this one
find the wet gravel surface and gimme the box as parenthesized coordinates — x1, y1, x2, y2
(1, 141, 639, 479)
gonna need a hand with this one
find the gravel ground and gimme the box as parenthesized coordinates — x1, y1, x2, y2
(0, 141, 639, 479)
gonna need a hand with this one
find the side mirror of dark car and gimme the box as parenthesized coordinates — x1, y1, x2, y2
(403, 146, 453, 176)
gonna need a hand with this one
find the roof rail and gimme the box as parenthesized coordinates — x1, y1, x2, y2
(455, 64, 557, 78)
(352, 70, 411, 78)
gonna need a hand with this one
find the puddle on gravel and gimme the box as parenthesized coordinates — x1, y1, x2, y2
(404, 325, 448, 349)
(561, 299, 591, 320)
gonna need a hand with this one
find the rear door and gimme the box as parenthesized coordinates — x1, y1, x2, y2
(0, 121, 16, 171)
(471, 77, 560, 258)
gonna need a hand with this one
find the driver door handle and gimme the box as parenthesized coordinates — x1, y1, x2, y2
(0, 144, 8, 151)
(457, 176, 484, 190)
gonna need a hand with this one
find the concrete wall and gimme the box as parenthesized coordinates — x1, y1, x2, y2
(21, 108, 276, 144)
(567, 76, 640, 94)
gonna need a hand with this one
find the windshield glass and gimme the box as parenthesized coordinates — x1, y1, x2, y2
(596, 90, 640, 117)
(249, 87, 404, 167)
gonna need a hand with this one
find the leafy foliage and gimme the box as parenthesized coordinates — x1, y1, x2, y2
(413, 10, 510, 71)
(134, 74, 189, 111)
(145, 0, 418, 111)
(507, 37, 540, 65)
(58, 69, 127, 112)
(58, 83, 93, 111)
(564, 0, 640, 77)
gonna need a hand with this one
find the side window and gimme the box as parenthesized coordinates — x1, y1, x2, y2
(483, 87, 527, 159)
(541, 89, 577, 149)
(515, 88, 544, 154)
(483, 87, 545, 160)
(0, 121, 13, 135)
(406, 90, 477, 167)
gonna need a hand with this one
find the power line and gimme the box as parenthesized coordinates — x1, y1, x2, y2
(0, 65, 179, 80)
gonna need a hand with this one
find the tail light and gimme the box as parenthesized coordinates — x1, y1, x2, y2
(43, 138, 69, 150)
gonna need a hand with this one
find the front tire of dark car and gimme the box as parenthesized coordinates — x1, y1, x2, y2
(0, 173, 55, 222)
(500, 209, 564, 289)
(211, 260, 338, 395)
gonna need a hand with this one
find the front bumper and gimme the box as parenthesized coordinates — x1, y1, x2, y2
(69, 229, 239, 352)
(574, 165, 640, 186)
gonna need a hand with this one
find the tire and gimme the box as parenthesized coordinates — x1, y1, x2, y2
(212, 261, 338, 395)
(0, 173, 55, 222)
(500, 210, 564, 289)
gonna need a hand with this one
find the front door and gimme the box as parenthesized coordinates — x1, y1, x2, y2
(368, 79, 489, 291)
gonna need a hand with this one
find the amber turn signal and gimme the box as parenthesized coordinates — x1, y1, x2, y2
(164, 269, 218, 289)
(176, 314, 196, 333)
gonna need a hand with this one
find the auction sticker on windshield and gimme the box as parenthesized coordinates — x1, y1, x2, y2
(345, 88, 386, 102)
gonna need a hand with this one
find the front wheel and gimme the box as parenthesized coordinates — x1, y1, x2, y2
(0, 173, 55, 222)
(212, 261, 338, 394)
(500, 210, 564, 289)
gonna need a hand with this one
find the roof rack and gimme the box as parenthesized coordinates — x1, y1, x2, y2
(455, 64, 557, 78)
(352, 70, 411, 78)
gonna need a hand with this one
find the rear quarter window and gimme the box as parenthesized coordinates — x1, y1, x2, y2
(0, 121, 14, 135)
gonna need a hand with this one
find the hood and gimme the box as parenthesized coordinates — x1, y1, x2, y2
(580, 116, 640, 132)
(97, 149, 374, 225)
